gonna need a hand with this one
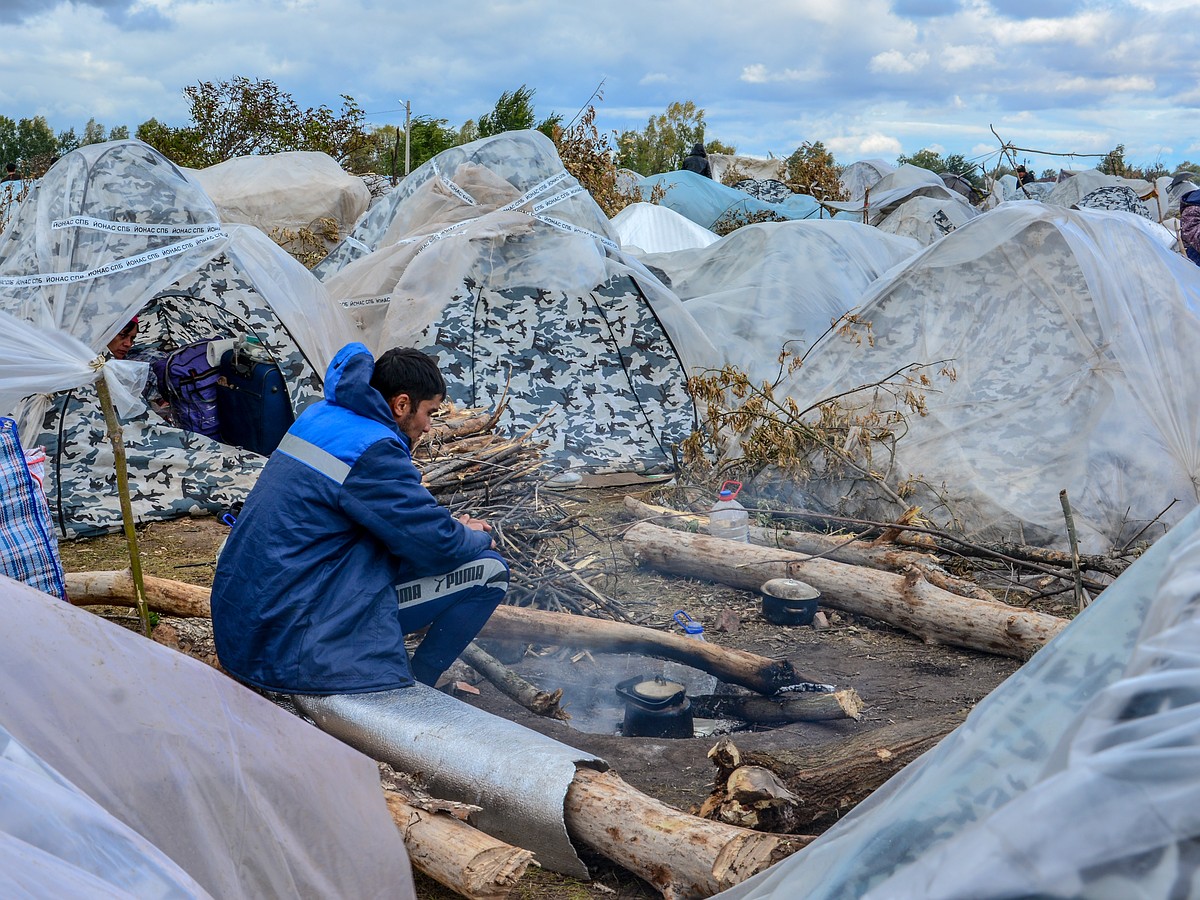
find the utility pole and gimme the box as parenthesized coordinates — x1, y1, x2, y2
(404, 100, 411, 176)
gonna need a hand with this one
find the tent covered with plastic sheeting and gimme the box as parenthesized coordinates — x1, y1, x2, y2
(825, 164, 972, 225)
(875, 194, 979, 246)
(635, 170, 828, 231)
(0, 139, 358, 536)
(187, 150, 370, 248)
(611, 201, 720, 255)
(639, 220, 919, 385)
(839, 159, 896, 202)
(707, 153, 786, 185)
(316, 130, 715, 475)
(717, 504, 1200, 899)
(0, 572, 416, 898)
(773, 202, 1200, 553)
(1043, 168, 1159, 218)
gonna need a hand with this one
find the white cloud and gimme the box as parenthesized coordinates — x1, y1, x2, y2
(993, 10, 1111, 45)
(739, 63, 820, 83)
(942, 44, 996, 72)
(1052, 74, 1156, 94)
(868, 49, 930, 74)
(639, 73, 671, 86)
(827, 132, 904, 157)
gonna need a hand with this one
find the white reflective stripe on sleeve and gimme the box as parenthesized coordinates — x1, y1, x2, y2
(396, 556, 509, 609)
(276, 433, 351, 484)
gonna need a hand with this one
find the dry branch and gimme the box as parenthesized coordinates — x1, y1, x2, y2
(622, 522, 1068, 659)
(461, 641, 569, 720)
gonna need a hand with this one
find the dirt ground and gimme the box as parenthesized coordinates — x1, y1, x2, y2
(58, 488, 1045, 899)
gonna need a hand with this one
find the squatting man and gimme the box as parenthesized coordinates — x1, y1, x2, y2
(211, 343, 508, 694)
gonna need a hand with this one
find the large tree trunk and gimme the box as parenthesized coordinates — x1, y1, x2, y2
(622, 522, 1068, 659)
(689, 689, 862, 724)
(64, 571, 825, 695)
(623, 497, 996, 602)
(705, 716, 959, 829)
(564, 767, 813, 900)
(384, 790, 533, 900)
(481, 605, 823, 694)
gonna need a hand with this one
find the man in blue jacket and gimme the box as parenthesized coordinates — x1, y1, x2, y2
(211, 343, 509, 694)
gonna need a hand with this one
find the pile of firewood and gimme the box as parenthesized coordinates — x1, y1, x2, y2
(416, 402, 546, 499)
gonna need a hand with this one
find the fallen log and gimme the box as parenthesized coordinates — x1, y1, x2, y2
(623, 497, 995, 602)
(622, 522, 1068, 659)
(696, 765, 804, 833)
(564, 766, 813, 900)
(63, 573, 821, 696)
(705, 716, 958, 829)
(461, 641, 569, 720)
(481, 605, 822, 695)
(689, 689, 862, 724)
(384, 789, 534, 900)
(65, 569, 211, 617)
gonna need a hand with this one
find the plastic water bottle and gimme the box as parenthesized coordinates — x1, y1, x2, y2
(663, 610, 718, 696)
(707, 480, 749, 542)
(239, 333, 273, 363)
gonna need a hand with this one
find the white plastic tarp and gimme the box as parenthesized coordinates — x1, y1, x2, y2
(639, 220, 919, 385)
(0, 574, 415, 898)
(824, 164, 968, 223)
(611, 201, 720, 254)
(875, 194, 979, 246)
(717, 504, 1200, 899)
(188, 151, 370, 237)
(776, 202, 1200, 551)
(839, 159, 896, 202)
(0, 141, 231, 432)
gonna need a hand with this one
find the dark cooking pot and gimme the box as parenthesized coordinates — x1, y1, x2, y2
(761, 577, 821, 626)
(615, 675, 694, 739)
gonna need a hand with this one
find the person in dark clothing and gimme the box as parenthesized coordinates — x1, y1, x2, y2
(1180, 189, 1200, 266)
(1015, 165, 1036, 187)
(210, 343, 509, 694)
(2, 163, 17, 182)
(681, 142, 712, 178)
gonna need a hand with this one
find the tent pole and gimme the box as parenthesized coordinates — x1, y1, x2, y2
(95, 376, 152, 636)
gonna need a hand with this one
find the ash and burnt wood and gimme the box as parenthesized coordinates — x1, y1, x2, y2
(622, 521, 1068, 659)
(688, 688, 862, 724)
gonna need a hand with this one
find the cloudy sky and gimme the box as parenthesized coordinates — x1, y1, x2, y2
(2, 0, 1197, 172)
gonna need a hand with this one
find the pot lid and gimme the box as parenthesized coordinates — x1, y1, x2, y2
(760, 577, 820, 601)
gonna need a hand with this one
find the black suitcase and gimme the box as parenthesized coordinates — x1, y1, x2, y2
(216, 347, 295, 456)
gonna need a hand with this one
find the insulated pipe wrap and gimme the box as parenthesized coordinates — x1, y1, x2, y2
(293, 685, 608, 878)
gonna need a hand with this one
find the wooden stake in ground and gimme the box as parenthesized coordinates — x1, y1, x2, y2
(623, 522, 1069, 659)
(95, 375, 151, 636)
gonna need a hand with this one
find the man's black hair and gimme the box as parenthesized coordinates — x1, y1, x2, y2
(370, 347, 446, 404)
(4, 163, 14, 173)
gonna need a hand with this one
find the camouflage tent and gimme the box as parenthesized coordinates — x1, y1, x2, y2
(317, 130, 711, 475)
(0, 140, 358, 536)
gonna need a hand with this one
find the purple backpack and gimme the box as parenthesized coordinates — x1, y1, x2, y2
(153, 340, 221, 438)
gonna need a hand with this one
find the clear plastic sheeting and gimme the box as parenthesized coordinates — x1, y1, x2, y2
(839, 159, 896, 202)
(715, 505, 1200, 900)
(639, 220, 919, 384)
(187, 150, 370, 239)
(0, 724, 211, 899)
(294, 684, 608, 879)
(824, 164, 971, 224)
(777, 203, 1200, 552)
(875, 194, 980, 246)
(636, 170, 825, 231)
(0, 574, 416, 899)
(707, 154, 786, 185)
(611, 201, 720, 254)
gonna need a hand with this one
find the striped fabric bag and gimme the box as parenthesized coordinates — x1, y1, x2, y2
(0, 417, 66, 600)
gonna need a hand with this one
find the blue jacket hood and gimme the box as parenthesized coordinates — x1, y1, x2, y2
(324, 342, 402, 437)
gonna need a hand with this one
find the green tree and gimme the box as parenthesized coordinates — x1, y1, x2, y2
(1098, 144, 1128, 177)
(82, 118, 107, 145)
(476, 85, 559, 139)
(110, 125, 130, 141)
(616, 100, 708, 175)
(706, 138, 736, 156)
(366, 116, 460, 178)
(784, 141, 847, 201)
(136, 117, 205, 165)
(897, 148, 983, 190)
(0, 116, 18, 168)
(1175, 160, 1200, 176)
(16, 117, 59, 174)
